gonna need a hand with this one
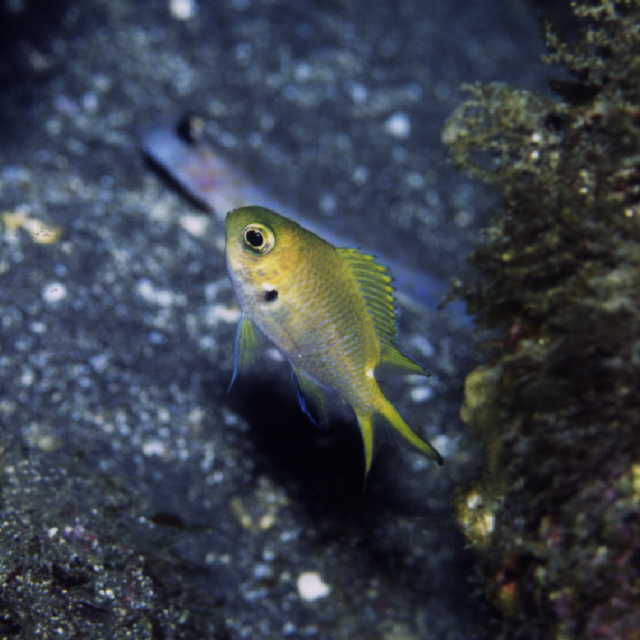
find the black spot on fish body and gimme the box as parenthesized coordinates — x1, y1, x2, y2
(264, 289, 278, 302)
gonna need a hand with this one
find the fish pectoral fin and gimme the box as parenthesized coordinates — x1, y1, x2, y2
(380, 343, 430, 377)
(292, 367, 329, 427)
(228, 314, 261, 392)
(377, 397, 443, 466)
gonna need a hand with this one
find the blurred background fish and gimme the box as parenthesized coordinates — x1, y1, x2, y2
(142, 116, 470, 323)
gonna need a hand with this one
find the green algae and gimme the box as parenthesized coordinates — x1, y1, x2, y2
(444, 2, 640, 638)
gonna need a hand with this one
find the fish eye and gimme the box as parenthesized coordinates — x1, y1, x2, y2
(242, 223, 275, 255)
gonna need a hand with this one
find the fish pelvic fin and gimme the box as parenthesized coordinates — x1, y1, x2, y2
(376, 394, 444, 466)
(292, 367, 329, 427)
(227, 314, 260, 392)
(354, 410, 375, 485)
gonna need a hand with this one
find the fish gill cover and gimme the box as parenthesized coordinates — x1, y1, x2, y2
(443, 1, 640, 638)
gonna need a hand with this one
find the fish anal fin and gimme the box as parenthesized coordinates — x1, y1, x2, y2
(355, 410, 375, 486)
(228, 314, 260, 392)
(292, 367, 329, 427)
(377, 395, 443, 466)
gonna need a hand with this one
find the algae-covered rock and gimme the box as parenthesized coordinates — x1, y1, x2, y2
(445, 2, 640, 638)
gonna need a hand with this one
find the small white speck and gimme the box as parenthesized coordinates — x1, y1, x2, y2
(294, 63, 312, 81)
(432, 433, 453, 457)
(454, 210, 474, 228)
(253, 563, 273, 580)
(385, 112, 411, 139)
(297, 572, 330, 601)
(20, 368, 34, 386)
(47, 527, 58, 538)
(30, 321, 46, 334)
(179, 213, 209, 237)
(205, 304, 240, 325)
(210, 470, 225, 483)
(234, 42, 252, 64)
(483, 512, 496, 533)
(319, 192, 337, 215)
(203, 279, 228, 302)
(280, 528, 299, 543)
(169, 0, 197, 20)
(410, 385, 432, 403)
(81, 91, 98, 113)
(42, 282, 67, 303)
(405, 171, 425, 189)
(409, 335, 434, 358)
(142, 439, 169, 458)
(266, 348, 284, 362)
(136, 279, 176, 307)
(352, 166, 369, 185)
(89, 353, 109, 372)
(148, 331, 166, 345)
(350, 82, 368, 104)
(466, 491, 482, 509)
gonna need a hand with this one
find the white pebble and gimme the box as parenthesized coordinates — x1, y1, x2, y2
(297, 572, 330, 602)
(169, 0, 197, 20)
(42, 282, 67, 303)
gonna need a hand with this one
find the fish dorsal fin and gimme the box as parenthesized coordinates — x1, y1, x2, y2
(380, 343, 430, 377)
(338, 248, 430, 378)
(338, 248, 398, 344)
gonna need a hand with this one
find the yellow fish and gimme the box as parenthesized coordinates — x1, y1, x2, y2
(225, 206, 443, 478)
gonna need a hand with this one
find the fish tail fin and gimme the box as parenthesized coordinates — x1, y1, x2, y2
(375, 394, 444, 466)
(354, 410, 375, 485)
